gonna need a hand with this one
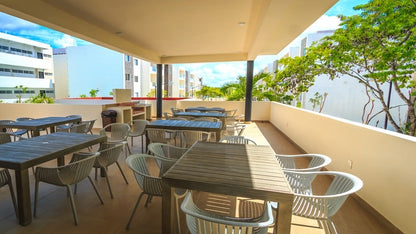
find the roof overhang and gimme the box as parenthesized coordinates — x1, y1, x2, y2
(0, 0, 338, 64)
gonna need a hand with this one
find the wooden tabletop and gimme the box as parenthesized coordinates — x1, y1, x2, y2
(0, 132, 106, 170)
(162, 142, 294, 234)
(185, 107, 225, 112)
(146, 119, 222, 131)
(0, 116, 81, 131)
(174, 111, 226, 118)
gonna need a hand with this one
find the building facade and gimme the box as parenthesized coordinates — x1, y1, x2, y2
(0, 32, 54, 102)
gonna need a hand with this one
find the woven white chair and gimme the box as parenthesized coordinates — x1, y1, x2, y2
(56, 115, 82, 132)
(181, 130, 211, 148)
(125, 154, 173, 230)
(219, 135, 257, 145)
(275, 153, 331, 172)
(128, 119, 148, 152)
(0, 120, 29, 140)
(148, 143, 187, 171)
(0, 168, 17, 218)
(284, 171, 363, 234)
(100, 123, 131, 157)
(146, 128, 173, 145)
(71, 143, 128, 198)
(181, 191, 274, 234)
(68, 123, 88, 133)
(81, 119, 96, 134)
(34, 153, 103, 225)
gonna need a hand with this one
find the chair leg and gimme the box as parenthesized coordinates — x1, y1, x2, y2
(115, 161, 128, 184)
(131, 136, 134, 146)
(102, 167, 114, 199)
(6, 177, 18, 218)
(65, 185, 79, 225)
(141, 136, 144, 153)
(126, 192, 145, 230)
(145, 195, 152, 207)
(87, 176, 104, 205)
(33, 179, 40, 217)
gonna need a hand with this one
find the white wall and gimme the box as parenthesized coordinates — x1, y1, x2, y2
(270, 101, 415, 234)
(65, 44, 124, 98)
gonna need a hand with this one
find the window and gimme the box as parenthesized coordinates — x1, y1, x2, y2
(0, 90, 12, 94)
(37, 52, 43, 59)
(38, 71, 44, 79)
(125, 55, 130, 62)
(43, 54, 51, 58)
(134, 59, 138, 66)
(45, 90, 55, 94)
(45, 72, 53, 76)
(125, 74, 131, 81)
(134, 76, 139, 82)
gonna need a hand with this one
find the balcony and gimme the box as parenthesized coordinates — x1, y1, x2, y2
(0, 100, 408, 233)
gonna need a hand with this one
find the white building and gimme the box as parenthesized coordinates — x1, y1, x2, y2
(0, 32, 54, 102)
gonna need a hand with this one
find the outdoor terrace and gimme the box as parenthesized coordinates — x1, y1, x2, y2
(0, 120, 394, 233)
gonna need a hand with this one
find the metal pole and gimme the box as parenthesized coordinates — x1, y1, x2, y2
(156, 64, 163, 118)
(245, 60, 254, 122)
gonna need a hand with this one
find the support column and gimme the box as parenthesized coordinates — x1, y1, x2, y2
(157, 64, 163, 119)
(245, 60, 254, 122)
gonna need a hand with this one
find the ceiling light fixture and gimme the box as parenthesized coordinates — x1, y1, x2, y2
(237, 22, 246, 26)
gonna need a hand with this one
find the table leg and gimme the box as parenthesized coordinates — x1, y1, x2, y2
(49, 126, 55, 133)
(32, 130, 40, 137)
(215, 129, 221, 142)
(14, 169, 32, 226)
(275, 200, 293, 234)
(162, 181, 174, 234)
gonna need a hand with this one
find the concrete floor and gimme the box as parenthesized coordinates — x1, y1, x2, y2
(0, 121, 391, 234)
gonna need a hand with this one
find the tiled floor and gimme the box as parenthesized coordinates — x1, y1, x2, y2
(0, 121, 392, 233)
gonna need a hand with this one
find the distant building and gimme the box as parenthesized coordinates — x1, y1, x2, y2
(0, 32, 54, 102)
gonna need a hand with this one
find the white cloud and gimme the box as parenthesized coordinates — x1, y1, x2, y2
(0, 12, 38, 31)
(55, 34, 78, 48)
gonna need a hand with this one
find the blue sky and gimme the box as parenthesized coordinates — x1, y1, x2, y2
(0, 0, 368, 87)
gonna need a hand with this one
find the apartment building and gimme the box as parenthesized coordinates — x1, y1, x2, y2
(0, 32, 54, 102)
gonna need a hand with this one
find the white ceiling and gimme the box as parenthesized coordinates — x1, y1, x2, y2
(0, 0, 338, 64)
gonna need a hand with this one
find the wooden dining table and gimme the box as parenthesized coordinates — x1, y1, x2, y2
(0, 132, 106, 226)
(185, 107, 225, 112)
(0, 116, 82, 137)
(162, 142, 294, 234)
(146, 119, 223, 141)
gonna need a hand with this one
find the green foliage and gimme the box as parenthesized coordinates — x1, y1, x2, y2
(80, 94, 87, 98)
(89, 88, 99, 97)
(282, 0, 416, 135)
(196, 86, 223, 100)
(25, 94, 54, 104)
(146, 89, 167, 97)
(109, 91, 113, 96)
(15, 85, 28, 103)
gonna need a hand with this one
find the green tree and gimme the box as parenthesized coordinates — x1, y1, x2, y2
(220, 72, 274, 101)
(15, 85, 28, 103)
(278, 0, 416, 135)
(89, 88, 100, 97)
(195, 86, 223, 100)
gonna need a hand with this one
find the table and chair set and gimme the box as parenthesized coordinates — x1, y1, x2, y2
(0, 109, 363, 234)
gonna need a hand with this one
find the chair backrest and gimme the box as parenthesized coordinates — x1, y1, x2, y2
(125, 154, 166, 196)
(100, 123, 130, 141)
(181, 192, 274, 234)
(130, 119, 148, 135)
(95, 143, 124, 167)
(81, 119, 97, 134)
(0, 120, 14, 134)
(275, 153, 331, 172)
(148, 143, 187, 173)
(284, 171, 363, 218)
(69, 123, 88, 133)
(163, 112, 172, 119)
(181, 130, 211, 148)
(219, 136, 257, 145)
(146, 128, 171, 144)
(0, 132, 11, 144)
(0, 168, 12, 187)
(170, 107, 184, 114)
(225, 109, 237, 117)
(58, 153, 99, 185)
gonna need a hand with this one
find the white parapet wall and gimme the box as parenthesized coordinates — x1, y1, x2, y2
(0, 103, 104, 128)
(269, 101, 415, 234)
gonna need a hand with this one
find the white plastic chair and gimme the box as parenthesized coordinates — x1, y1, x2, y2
(128, 119, 148, 152)
(181, 191, 274, 234)
(34, 153, 103, 225)
(181, 130, 211, 148)
(275, 153, 331, 172)
(146, 128, 173, 145)
(219, 135, 257, 145)
(81, 119, 97, 134)
(284, 171, 363, 234)
(125, 154, 173, 230)
(0, 168, 17, 218)
(100, 123, 131, 157)
(148, 143, 187, 172)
